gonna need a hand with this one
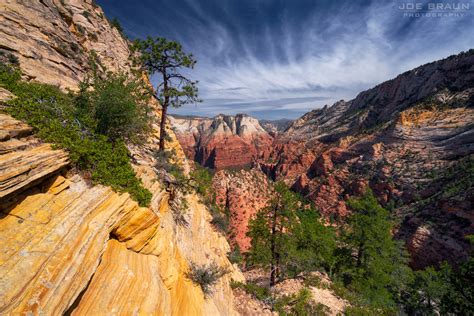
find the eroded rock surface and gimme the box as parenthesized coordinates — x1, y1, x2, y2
(0, 0, 131, 90)
(260, 51, 474, 268)
(171, 114, 274, 169)
(0, 117, 241, 314)
(213, 168, 273, 251)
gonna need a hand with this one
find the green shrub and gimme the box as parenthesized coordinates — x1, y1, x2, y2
(190, 163, 214, 203)
(77, 70, 151, 143)
(302, 274, 327, 289)
(0, 51, 20, 66)
(209, 206, 229, 232)
(187, 262, 229, 296)
(274, 288, 330, 316)
(0, 62, 152, 206)
(109, 17, 124, 34)
(155, 149, 184, 177)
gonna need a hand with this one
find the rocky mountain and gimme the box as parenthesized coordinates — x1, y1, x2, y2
(170, 113, 273, 169)
(259, 50, 474, 268)
(175, 51, 473, 269)
(285, 50, 474, 143)
(0, 1, 242, 314)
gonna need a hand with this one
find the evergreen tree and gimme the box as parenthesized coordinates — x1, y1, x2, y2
(439, 235, 474, 315)
(132, 37, 200, 150)
(291, 206, 337, 276)
(341, 189, 409, 307)
(247, 182, 337, 286)
(402, 265, 449, 315)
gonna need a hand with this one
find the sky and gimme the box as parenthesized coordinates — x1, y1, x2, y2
(97, 0, 474, 119)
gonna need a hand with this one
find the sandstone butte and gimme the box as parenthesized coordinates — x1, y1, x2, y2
(170, 114, 273, 169)
(0, 0, 243, 314)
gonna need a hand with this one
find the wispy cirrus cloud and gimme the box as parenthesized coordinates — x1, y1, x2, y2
(98, 0, 474, 119)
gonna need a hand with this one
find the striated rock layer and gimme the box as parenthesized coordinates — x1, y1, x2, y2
(0, 0, 132, 90)
(0, 114, 242, 315)
(259, 50, 474, 268)
(0, 1, 242, 313)
(171, 114, 274, 169)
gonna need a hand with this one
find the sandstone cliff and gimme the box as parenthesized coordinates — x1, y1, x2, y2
(0, 0, 131, 90)
(260, 50, 474, 268)
(0, 114, 243, 314)
(171, 114, 273, 169)
(0, 0, 242, 314)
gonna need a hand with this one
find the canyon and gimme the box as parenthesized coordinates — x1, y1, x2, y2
(174, 50, 474, 269)
(0, 0, 473, 313)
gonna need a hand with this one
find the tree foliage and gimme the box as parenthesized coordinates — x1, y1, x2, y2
(247, 181, 300, 286)
(77, 69, 151, 143)
(247, 181, 336, 286)
(339, 189, 410, 308)
(245, 177, 472, 314)
(401, 248, 474, 315)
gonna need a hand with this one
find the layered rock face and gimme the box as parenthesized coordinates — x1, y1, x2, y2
(213, 169, 273, 251)
(260, 50, 474, 268)
(0, 114, 242, 315)
(171, 114, 274, 169)
(0, 0, 242, 314)
(0, 0, 131, 90)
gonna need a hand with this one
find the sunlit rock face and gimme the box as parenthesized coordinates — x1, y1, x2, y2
(0, 114, 243, 315)
(0, 0, 132, 90)
(171, 114, 274, 169)
(260, 50, 474, 268)
(0, 0, 243, 313)
(212, 168, 273, 252)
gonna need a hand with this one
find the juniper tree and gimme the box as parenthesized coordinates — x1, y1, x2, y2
(133, 37, 200, 150)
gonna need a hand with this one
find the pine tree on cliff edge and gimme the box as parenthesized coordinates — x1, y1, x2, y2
(133, 37, 200, 151)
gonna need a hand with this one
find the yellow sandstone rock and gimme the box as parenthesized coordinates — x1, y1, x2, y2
(0, 114, 241, 315)
(0, 0, 240, 310)
(0, 0, 132, 91)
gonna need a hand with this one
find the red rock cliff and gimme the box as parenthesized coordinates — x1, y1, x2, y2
(171, 114, 273, 169)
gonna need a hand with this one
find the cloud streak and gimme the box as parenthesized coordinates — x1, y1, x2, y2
(97, 0, 474, 119)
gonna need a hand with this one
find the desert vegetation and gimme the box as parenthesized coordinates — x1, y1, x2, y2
(0, 57, 152, 206)
(187, 262, 229, 296)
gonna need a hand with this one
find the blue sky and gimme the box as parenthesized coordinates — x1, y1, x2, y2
(97, 0, 474, 119)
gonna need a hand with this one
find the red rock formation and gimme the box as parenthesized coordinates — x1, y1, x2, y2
(260, 62, 474, 268)
(212, 169, 273, 252)
(171, 114, 273, 169)
(182, 51, 474, 268)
